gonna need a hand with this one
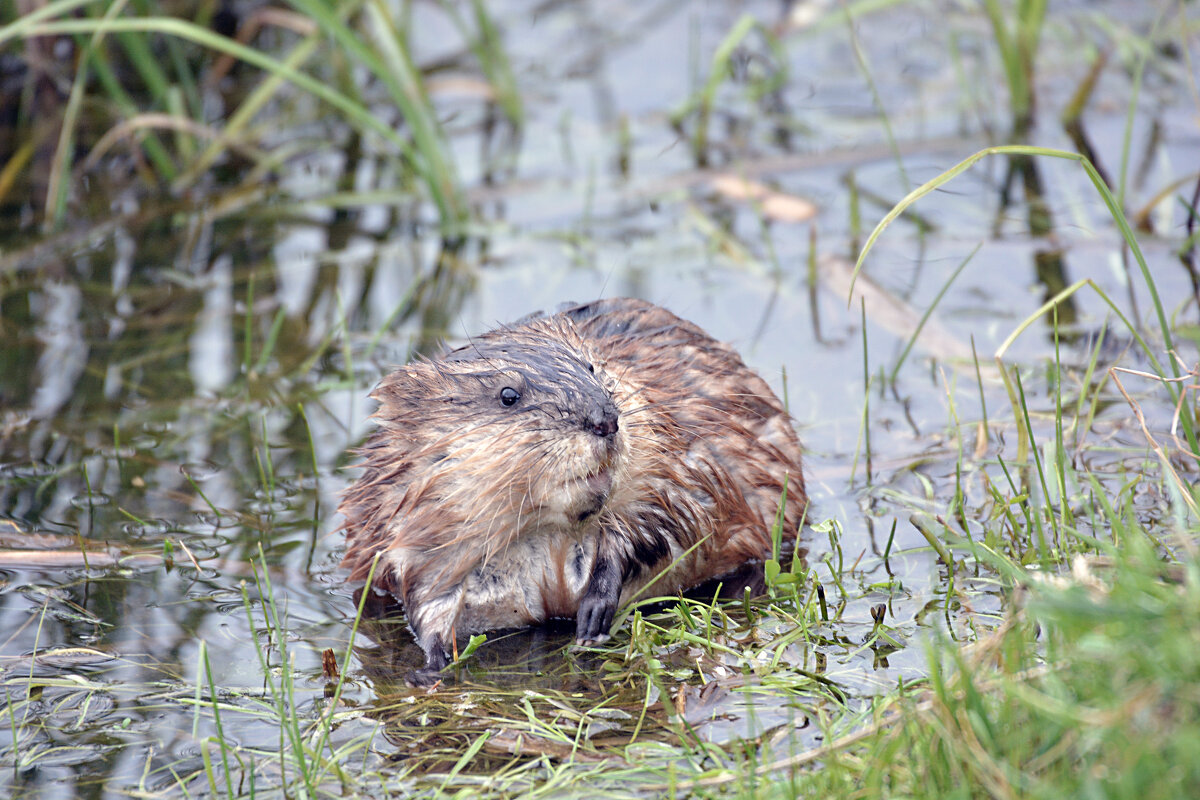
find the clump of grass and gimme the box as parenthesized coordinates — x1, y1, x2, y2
(1, 0, 525, 236)
(851, 144, 1199, 454)
(149, 546, 382, 797)
(799, 83, 1200, 798)
(717, 527, 1200, 799)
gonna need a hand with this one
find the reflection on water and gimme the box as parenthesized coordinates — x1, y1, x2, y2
(1, 0, 1198, 795)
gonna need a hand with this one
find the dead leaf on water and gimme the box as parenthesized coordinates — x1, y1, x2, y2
(1, 647, 118, 670)
(426, 76, 498, 101)
(322, 648, 340, 680)
(710, 174, 818, 223)
(675, 679, 731, 724)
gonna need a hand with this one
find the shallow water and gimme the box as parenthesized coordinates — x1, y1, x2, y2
(1, 0, 1198, 796)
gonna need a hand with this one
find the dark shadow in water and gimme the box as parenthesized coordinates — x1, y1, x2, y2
(1180, 177, 1200, 314)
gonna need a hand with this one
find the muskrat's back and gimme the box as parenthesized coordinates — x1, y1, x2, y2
(340, 297, 806, 680)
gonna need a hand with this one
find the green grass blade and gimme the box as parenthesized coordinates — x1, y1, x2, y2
(851, 145, 1196, 449)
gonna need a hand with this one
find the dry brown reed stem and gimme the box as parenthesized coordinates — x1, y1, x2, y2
(206, 8, 318, 87)
(1108, 359, 1200, 522)
(80, 113, 270, 174)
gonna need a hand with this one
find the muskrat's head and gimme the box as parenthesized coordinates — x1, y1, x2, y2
(367, 316, 623, 544)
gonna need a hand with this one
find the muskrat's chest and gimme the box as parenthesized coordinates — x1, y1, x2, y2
(457, 533, 601, 633)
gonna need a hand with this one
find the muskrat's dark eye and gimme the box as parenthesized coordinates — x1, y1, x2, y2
(500, 387, 520, 407)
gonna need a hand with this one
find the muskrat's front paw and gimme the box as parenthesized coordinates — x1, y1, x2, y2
(575, 595, 616, 645)
(577, 554, 620, 644)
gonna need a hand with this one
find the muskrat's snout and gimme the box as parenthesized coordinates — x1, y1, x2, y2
(586, 399, 619, 438)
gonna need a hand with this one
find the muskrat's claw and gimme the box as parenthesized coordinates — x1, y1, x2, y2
(575, 596, 614, 645)
(407, 632, 450, 687)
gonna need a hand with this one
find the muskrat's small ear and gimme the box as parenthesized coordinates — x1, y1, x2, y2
(373, 361, 436, 405)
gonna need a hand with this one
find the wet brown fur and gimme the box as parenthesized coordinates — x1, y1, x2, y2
(339, 298, 807, 674)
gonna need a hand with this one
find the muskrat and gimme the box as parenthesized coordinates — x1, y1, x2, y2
(339, 297, 806, 681)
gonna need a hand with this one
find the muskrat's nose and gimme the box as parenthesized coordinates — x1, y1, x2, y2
(589, 407, 619, 438)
